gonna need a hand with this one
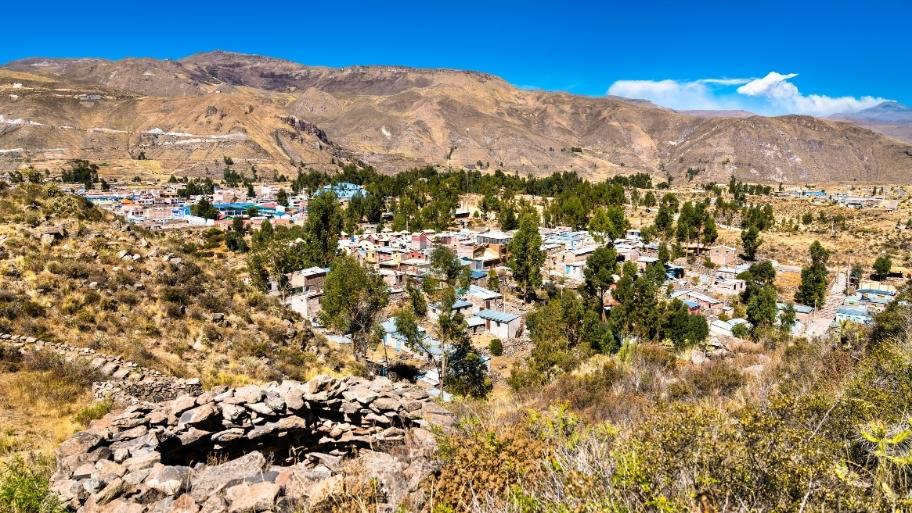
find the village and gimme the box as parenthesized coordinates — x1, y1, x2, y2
(64, 174, 905, 398)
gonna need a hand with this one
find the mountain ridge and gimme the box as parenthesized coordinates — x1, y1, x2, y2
(1, 51, 910, 183)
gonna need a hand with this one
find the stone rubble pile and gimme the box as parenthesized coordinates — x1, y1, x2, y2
(51, 375, 454, 513)
(0, 333, 202, 404)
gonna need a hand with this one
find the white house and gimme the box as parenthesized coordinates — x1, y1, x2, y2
(475, 309, 522, 339)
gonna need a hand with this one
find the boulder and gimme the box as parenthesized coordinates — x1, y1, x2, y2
(225, 482, 281, 513)
(189, 452, 266, 503)
(168, 494, 199, 513)
(145, 464, 190, 496)
(342, 386, 378, 405)
(177, 403, 217, 427)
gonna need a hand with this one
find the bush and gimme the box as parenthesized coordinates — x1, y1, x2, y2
(684, 360, 745, 398)
(74, 399, 113, 427)
(488, 338, 503, 356)
(546, 362, 626, 416)
(0, 456, 65, 513)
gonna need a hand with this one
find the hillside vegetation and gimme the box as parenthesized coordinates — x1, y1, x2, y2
(0, 182, 343, 386)
(425, 294, 912, 512)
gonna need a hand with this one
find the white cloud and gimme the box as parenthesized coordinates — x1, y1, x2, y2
(607, 71, 889, 117)
(736, 72, 885, 116)
(607, 79, 724, 111)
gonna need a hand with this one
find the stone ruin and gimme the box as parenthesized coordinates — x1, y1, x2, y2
(0, 333, 202, 405)
(50, 374, 455, 513)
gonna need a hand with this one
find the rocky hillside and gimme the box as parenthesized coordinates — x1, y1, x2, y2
(1, 51, 911, 182)
(0, 183, 344, 386)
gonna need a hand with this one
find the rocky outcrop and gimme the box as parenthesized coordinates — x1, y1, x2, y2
(0, 333, 201, 405)
(51, 375, 453, 513)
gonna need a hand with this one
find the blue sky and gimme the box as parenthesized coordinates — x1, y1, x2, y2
(4, 0, 909, 115)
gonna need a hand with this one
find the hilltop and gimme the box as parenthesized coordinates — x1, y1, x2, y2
(831, 101, 912, 143)
(1, 51, 910, 183)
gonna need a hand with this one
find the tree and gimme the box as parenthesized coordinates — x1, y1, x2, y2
(660, 299, 709, 349)
(247, 182, 256, 198)
(642, 190, 657, 208)
(508, 213, 545, 302)
(394, 307, 424, 357)
(589, 206, 627, 243)
(746, 285, 778, 331)
(739, 261, 776, 304)
(430, 246, 469, 289)
(498, 202, 518, 230)
(320, 255, 389, 358)
(435, 287, 490, 398)
(873, 255, 892, 281)
(508, 291, 599, 388)
(191, 198, 219, 220)
(795, 241, 830, 308)
(779, 302, 797, 334)
(584, 246, 618, 319)
(276, 188, 289, 207)
(406, 280, 427, 318)
(850, 264, 864, 286)
(487, 269, 500, 292)
(741, 226, 762, 260)
(226, 218, 249, 252)
(304, 191, 343, 267)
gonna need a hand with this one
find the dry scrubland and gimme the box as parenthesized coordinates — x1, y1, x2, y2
(0, 184, 357, 481)
(0, 183, 351, 387)
(0, 185, 361, 513)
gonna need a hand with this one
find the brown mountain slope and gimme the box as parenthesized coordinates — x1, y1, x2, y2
(2, 51, 911, 182)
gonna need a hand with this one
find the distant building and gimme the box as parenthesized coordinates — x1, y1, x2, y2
(317, 182, 367, 202)
(709, 245, 738, 267)
(475, 309, 522, 339)
(836, 306, 873, 325)
(286, 267, 329, 322)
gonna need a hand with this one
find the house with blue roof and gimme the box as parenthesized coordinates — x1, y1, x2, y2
(474, 309, 522, 339)
(428, 299, 473, 321)
(466, 285, 503, 311)
(836, 306, 874, 325)
(316, 182, 367, 202)
(380, 318, 442, 356)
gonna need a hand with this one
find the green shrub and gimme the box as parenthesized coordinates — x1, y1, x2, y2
(74, 399, 113, 427)
(0, 456, 65, 513)
(488, 339, 503, 356)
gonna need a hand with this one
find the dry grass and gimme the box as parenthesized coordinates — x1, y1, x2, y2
(0, 370, 91, 457)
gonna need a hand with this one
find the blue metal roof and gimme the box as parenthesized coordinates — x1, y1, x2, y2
(468, 284, 501, 300)
(452, 299, 473, 310)
(476, 309, 519, 323)
(837, 306, 871, 317)
(857, 288, 896, 296)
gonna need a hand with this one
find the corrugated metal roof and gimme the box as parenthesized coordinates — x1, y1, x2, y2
(476, 309, 519, 323)
(468, 285, 502, 300)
